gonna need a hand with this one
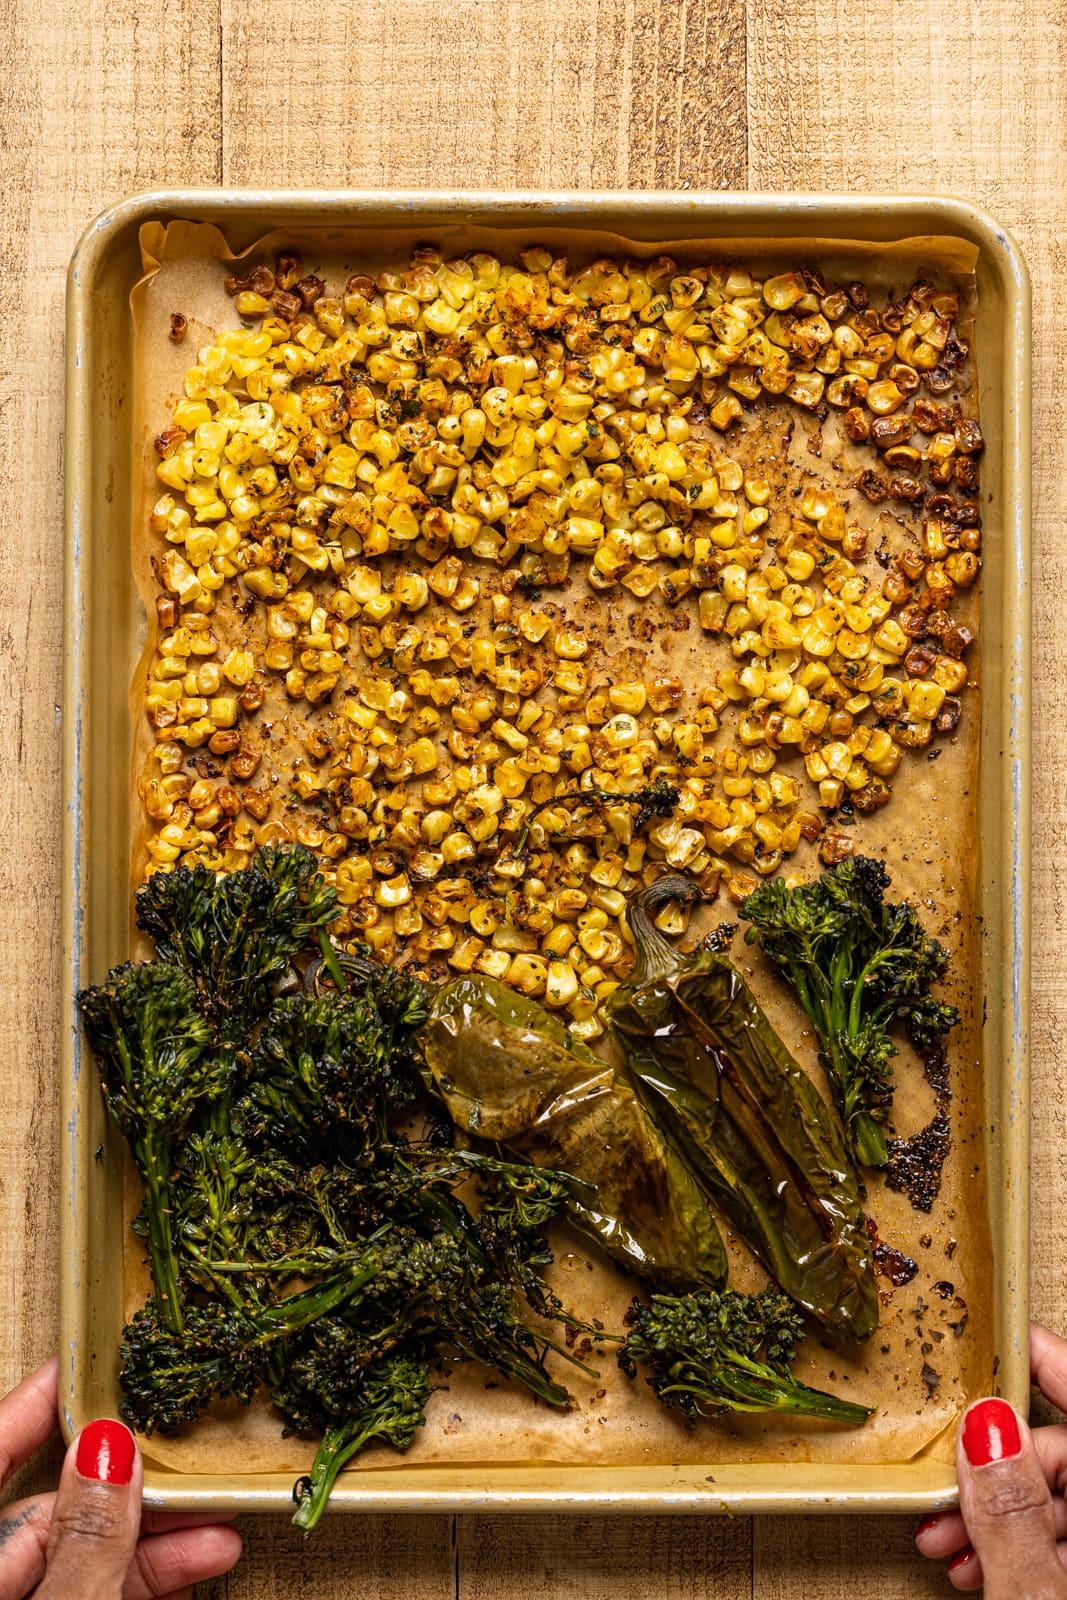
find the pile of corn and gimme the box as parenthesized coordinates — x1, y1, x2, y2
(141, 248, 981, 1033)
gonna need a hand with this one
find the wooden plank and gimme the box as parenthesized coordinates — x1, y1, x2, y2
(220, 0, 746, 190)
(0, 0, 221, 1518)
(753, 1516, 946, 1600)
(455, 1514, 752, 1599)
(196, 1514, 454, 1600)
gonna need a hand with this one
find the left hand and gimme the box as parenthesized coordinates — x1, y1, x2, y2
(0, 1358, 242, 1599)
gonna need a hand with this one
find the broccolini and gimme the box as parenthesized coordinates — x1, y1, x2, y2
(619, 1287, 873, 1425)
(741, 856, 959, 1168)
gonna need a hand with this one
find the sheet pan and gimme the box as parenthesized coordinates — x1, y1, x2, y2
(61, 191, 1031, 1514)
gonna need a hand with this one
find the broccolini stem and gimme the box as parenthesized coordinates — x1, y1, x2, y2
(181, 1238, 261, 1316)
(205, 1043, 238, 1138)
(317, 928, 348, 995)
(660, 1366, 873, 1425)
(292, 1420, 379, 1531)
(253, 1261, 384, 1342)
(852, 1113, 889, 1169)
(139, 1137, 185, 1337)
(448, 1333, 572, 1408)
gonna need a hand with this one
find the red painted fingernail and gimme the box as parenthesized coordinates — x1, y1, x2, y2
(916, 1514, 940, 1537)
(962, 1398, 1022, 1466)
(948, 1544, 975, 1573)
(76, 1419, 136, 1485)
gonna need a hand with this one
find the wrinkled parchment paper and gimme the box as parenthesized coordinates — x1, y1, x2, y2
(123, 218, 990, 1477)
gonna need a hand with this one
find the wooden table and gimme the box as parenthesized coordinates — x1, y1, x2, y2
(2, 2, 1062, 1593)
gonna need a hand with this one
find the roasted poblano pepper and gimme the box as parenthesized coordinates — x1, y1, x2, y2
(416, 974, 728, 1290)
(605, 877, 878, 1343)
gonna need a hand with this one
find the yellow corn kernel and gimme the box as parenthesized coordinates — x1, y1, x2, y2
(933, 657, 968, 693)
(544, 959, 579, 1008)
(865, 730, 902, 776)
(407, 737, 439, 775)
(905, 680, 947, 720)
(873, 619, 909, 657)
(540, 922, 575, 959)
(441, 831, 476, 864)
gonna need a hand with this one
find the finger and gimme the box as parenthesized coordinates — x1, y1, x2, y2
(1031, 1423, 1067, 1496)
(917, 1494, 1067, 1559)
(36, 1419, 142, 1600)
(140, 1511, 239, 1536)
(1034, 1325, 1067, 1416)
(121, 1525, 243, 1600)
(0, 1492, 54, 1600)
(946, 1536, 1067, 1592)
(0, 1358, 59, 1489)
(957, 1398, 1067, 1598)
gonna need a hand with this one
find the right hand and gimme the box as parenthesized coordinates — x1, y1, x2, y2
(915, 1324, 1067, 1595)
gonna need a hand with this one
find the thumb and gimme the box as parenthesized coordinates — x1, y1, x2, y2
(957, 1397, 1067, 1598)
(36, 1419, 142, 1600)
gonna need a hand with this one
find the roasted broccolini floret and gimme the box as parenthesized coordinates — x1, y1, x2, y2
(78, 963, 219, 1334)
(741, 855, 959, 1168)
(283, 1348, 432, 1530)
(619, 1287, 873, 1425)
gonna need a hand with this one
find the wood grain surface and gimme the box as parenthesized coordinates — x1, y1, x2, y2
(0, 1, 1062, 1593)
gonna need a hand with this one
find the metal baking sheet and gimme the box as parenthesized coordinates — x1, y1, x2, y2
(61, 191, 1031, 1514)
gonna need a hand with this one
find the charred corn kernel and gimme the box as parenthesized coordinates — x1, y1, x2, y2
(392, 902, 423, 938)
(471, 948, 509, 979)
(553, 889, 588, 920)
(867, 380, 905, 414)
(946, 551, 980, 587)
(553, 662, 587, 695)
(578, 925, 610, 962)
(600, 714, 639, 749)
(407, 738, 438, 774)
(220, 648, 255, 686)
(395, 571, 429, 610)
(418, 809, 451, 845)
(506, 954, 547, 996)
(445, 936, 484, 974)
(822, 742, 852, 780)
(334, 857, 375, 903)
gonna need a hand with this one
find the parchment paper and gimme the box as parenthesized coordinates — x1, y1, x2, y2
(124, 219, 990, 1477)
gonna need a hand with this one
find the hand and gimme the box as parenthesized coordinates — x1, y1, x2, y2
(916, 1323, 1067, 1596)
(0, 1358, 242, 1599)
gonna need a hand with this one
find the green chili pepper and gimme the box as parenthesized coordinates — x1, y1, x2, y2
(605, 876, 878, 1344)
(416, 974, 728, 1290)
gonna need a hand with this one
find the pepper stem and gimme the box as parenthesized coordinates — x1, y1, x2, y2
(626, 875, 703, 984)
